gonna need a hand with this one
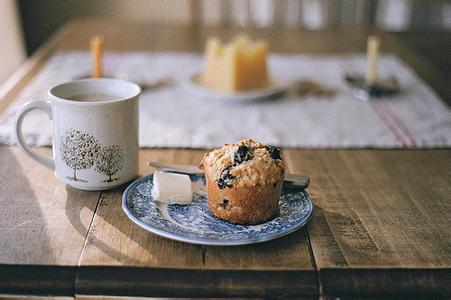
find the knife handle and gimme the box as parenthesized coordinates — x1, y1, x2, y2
(284, 173, 310, 189)
(152, 163, 310, 189)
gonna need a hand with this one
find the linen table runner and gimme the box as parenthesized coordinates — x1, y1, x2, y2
(0, 52, 450, 148)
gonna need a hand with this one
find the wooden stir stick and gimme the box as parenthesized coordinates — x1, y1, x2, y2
(90, 35, 104, 78)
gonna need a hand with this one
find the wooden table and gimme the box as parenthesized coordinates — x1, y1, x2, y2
(0, 19, 450, 299)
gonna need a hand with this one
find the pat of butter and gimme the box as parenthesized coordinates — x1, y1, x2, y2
(151, 171, 193, 204)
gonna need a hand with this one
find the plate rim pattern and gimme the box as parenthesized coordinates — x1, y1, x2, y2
(122, 174, 313, 246)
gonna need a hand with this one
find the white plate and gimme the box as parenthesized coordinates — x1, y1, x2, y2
(182, 74, 287, 103)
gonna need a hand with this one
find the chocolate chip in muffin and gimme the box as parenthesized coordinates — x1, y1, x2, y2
(266, 146, 281, 160)
(217, 166, 235, 189)
(220, 198, 229, 208)
(233, 145, 252, 165)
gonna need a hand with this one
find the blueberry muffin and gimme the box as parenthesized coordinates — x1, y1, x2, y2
(199, 139, 285, 225)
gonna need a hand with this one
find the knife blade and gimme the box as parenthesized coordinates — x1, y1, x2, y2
(148, 161, 310, 189)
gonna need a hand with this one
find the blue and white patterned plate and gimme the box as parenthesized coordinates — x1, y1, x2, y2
(122, 174, 313, 246)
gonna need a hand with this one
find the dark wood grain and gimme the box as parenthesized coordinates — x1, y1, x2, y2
(0, 19, 450, 297)
(0, 296, 73, 300)
(76, 149, 318, 297)
(75, 149, 204, 295)
(285, 149, 451, 297)
(0, 147, 100, 295)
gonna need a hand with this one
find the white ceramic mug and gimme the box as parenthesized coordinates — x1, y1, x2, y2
(14, 78, 141, 190)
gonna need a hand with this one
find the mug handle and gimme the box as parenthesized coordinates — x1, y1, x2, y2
(14, 101, 55, 170)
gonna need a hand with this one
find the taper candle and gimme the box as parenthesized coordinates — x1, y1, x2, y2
(90, 35, 104, 78)
(366, 36, 380, 85)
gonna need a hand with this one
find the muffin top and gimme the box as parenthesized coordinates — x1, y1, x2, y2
(199, 139, 285, 188)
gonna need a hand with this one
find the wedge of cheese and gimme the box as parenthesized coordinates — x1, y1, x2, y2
(151, 171, 192, 204)
(201, 35, 269, 92)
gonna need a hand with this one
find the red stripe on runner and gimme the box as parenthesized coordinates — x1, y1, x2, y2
(377, 102, 417, 147)
(370, 101, 407, 147)
(343, 58, 417, 147)
(340, 59, 359, 75)
(340, 58, 408, 147)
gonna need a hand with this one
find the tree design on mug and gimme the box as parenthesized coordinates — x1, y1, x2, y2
(95, 144, 125, 182)
(60, 129, 101, 182)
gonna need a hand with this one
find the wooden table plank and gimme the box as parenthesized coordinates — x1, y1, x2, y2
(0, 297, 73, 300)
(76, 150, 206, 296)
(285, 149, 451, 297)
(76, 149, 318, 297)
(198, 151, 318, 297)
(201, 229, 318, 297)
(1, 19, 450, 297)
(0, 147, 100, 295)
(395, 32, 451, 103)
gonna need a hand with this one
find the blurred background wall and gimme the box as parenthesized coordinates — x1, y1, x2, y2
(18, 0, 191, 55)
(0, 0, 449, 85)
(0, 0, 26, 83)
(17, 0, 451, 55)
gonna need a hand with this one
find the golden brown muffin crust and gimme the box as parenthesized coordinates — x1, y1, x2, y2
(199, 139, 285, 188)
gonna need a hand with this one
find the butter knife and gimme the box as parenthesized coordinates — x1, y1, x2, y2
(148, 161, 310, 189)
